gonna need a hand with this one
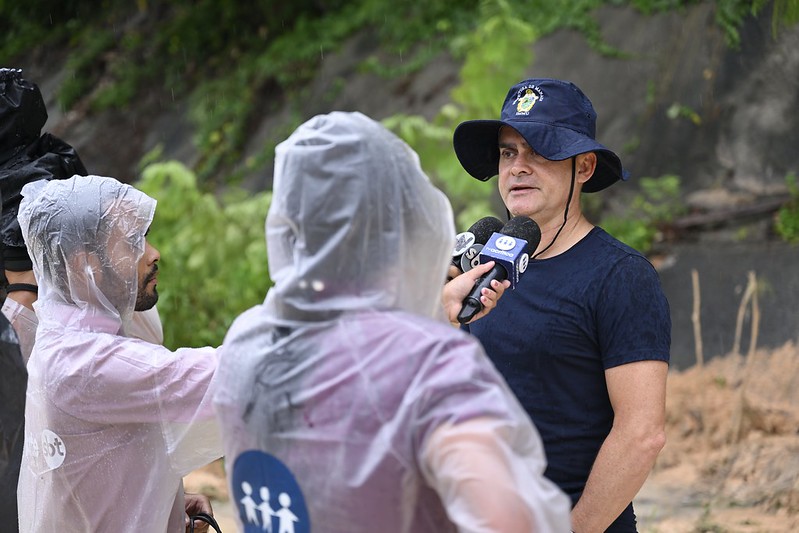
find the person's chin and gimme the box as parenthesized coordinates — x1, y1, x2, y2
(506, 202, 538, 219)
(134, 290, 159, 312)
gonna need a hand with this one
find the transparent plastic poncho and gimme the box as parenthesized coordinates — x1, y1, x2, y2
(16, 176, 222, 532)
(213, 112, 570, 533)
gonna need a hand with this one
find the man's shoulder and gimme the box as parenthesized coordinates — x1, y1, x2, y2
(577, 227, 659, 280)
(591, 227, 647, 259)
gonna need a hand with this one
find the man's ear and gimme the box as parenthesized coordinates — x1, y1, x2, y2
(575, 153, 597, 185)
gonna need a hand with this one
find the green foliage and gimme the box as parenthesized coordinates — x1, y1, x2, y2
(714, 0, 799, 48)
(770, 0, 799, 34)
(450, 0, 538, 118)
(625, 0, 687, 14)
(57, 29, 118, 110)
(381, 111, 497, 230)
(600, 175, 684, 252)
(186, 6, 365, 180)
(624, 0, 799, 48)
(5, 0, 789, 187)
(384, 0, 541, 230)
(714, 0, 759, 47)
(355, 0, 480, 77)
(136, 161, 272, 349)
(775, 172, 799, 243)
(5, 0, 796, 350)
(382, 0, 637, 230)
(666, 102, 702, 125)
(0, 0, 96, 60)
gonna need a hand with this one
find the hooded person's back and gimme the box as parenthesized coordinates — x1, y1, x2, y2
(16, 176, 222, 532)
(213, 112, 570, 532)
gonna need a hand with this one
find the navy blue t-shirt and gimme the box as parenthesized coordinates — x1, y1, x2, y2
(465, 227, 670, 532)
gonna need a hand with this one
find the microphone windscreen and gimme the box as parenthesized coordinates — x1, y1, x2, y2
(468, 216, 505, 242)
(452, 216, 504, 268)
(499, 216, 541, 255)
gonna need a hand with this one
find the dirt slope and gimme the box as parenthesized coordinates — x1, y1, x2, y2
(636, 341, 799, 532)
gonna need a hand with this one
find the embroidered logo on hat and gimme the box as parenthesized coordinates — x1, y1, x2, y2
(515, 85, 543, 115)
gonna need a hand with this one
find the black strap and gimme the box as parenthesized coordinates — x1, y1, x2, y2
(189, 513, 223, 533)
(6, 283, 38, 294)
(532, 156, 576, 259)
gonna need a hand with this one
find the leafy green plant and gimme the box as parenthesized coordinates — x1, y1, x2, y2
(5, 0, 791, 190)
(136, 161, 272, 349)
(666, 102, 702, 125)
(58, 29, 117, 110)
(383, 0, 540, 230)
(600, 175, 684, 252)
(714, 0, 799, 48)
(775, 172, 799, 243)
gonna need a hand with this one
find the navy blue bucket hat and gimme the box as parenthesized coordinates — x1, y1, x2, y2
(453, 78, 627, 193)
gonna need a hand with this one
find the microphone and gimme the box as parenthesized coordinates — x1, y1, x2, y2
(456, 216, 541, 324)
(451, 216, 504, 274)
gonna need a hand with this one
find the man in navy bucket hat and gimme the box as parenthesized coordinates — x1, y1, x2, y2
(453, 78, 671, 532)
(454, 78, 625, 193)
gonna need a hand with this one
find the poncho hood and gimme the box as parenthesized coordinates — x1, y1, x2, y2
(264, 111, 455, 323)
(18, 175, 156, 332)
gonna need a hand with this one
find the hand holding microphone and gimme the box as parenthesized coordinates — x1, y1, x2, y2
(456, 216, 541, 324)
(443, 260, 511, 326)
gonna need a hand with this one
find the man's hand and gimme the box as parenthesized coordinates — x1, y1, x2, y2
(184, 492, 214, 533)
(442, 261, 510, 326)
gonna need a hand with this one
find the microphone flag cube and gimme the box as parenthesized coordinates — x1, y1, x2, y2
(479, 232, 530, 289)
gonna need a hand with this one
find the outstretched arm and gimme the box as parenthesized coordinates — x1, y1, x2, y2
(422, 418, 572, 532)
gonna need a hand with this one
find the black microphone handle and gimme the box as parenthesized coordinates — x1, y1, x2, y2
(456, 266, 507, 324)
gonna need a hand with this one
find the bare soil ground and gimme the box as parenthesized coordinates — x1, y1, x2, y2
(636, 341, 799, 532)
(186, 342, 799, 532)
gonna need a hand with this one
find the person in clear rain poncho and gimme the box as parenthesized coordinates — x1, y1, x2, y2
(212, 112, 571, 533)
(0, 68, 165, 363)
(16, 176, 222, 532)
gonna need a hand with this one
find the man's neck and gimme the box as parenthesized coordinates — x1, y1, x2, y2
(534, 213, 594, 259)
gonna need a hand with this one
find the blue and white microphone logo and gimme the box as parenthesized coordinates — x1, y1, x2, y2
(495, 235, 517, 251)
(480, 232, 530, 288)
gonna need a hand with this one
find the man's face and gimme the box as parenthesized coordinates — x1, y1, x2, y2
(497, 126, 584, 223)
(135, 238, 160, 311)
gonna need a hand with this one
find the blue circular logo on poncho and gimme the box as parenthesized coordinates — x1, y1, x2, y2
(232, 450, 310, 533)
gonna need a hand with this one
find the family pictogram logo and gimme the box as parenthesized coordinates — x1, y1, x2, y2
(233, 450, 310, 533)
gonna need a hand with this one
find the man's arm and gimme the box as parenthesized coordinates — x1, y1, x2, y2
(570, 360, 668, 532)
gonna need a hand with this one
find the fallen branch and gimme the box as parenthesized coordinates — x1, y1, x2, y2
(666, 196, 789, 231)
